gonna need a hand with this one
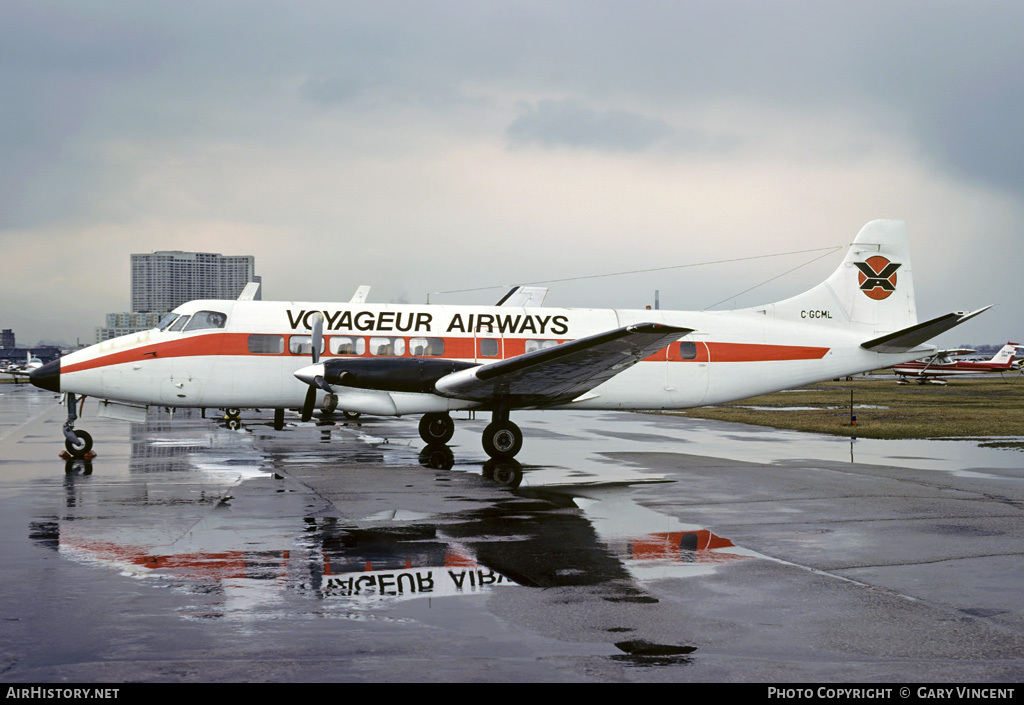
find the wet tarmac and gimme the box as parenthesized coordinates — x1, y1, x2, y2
(2, 382, 1023, 683)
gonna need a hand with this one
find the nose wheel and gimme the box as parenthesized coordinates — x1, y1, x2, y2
(61, 393, 94, 459)
(64, 429, 93, 458)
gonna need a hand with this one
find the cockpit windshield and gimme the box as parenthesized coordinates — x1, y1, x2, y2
(156, 313, 179, 331)
(168, 315, 190, 332)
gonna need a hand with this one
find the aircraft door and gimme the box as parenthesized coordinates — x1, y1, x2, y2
(666, 333, 710, 407)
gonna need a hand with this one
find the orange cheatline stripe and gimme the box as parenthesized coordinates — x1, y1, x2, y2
(705, 342, 829, 362)
(63, 332, 829, 374)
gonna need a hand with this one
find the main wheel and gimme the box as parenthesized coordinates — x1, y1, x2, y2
(419, 412, 455, 444)
(481, 420, 522, 459)
(64, 429, 93, 459)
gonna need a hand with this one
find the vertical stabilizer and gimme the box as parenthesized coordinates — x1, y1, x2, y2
(763, 220, 917, 336)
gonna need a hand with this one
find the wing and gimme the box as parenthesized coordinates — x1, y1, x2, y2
(495, 285, 548, 307)
(434, 322, 691, 407)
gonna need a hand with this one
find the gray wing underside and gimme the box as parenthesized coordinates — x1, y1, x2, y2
(434, 322, 692, 407)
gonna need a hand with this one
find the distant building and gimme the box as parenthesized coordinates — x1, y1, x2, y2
(131, 251, 261, 313)
(94, 250, 261, 343)
(0, 345, 60, 367)
(1, 329, 14, 349)
(94, 312, 167, 343)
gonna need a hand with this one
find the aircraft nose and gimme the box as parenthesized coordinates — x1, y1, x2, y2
(29, 359, 61, 393)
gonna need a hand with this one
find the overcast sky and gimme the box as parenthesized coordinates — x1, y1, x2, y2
(2, 1, 1021, 348)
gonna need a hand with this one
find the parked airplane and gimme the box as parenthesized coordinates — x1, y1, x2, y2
(891, 341, 1020, 384)
(4, 352, 44, 378)
(31, 220, 988, 459)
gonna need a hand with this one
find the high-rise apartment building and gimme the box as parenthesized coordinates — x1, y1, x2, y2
(95, 251, 261, 342)
(130, 251, 261, 313)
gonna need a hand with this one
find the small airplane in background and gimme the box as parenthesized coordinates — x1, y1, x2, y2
(891, 342, 1021, 384)
(4, 352, 44, 378)
(31, 220, 989, 460)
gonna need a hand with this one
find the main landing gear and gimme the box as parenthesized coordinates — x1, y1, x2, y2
(62, 392, 94, 459)
(417, 409, 524, 460)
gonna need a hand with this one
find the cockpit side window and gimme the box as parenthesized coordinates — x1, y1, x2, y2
(157, 313, 179, 331)
(183, 310, 228, 332)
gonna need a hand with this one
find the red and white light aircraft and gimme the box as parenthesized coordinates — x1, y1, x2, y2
(891, 342, 1020, 384)
(32, 220, 988, 459)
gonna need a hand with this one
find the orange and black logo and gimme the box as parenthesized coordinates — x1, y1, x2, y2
(854, 256, 900, 300)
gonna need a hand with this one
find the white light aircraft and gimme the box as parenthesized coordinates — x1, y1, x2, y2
(5, 352, 44, 378)
(891, 341, 1020, 383)
(32, 220, 988, 459)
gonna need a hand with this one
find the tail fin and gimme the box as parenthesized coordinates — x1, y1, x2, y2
(764, 220, 917, 336)
(988, 342, 1020, 368)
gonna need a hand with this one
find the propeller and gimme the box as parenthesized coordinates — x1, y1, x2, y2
(298, 313, 332, 422)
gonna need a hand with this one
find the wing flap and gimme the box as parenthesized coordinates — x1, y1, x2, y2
(861, 306, 990, 354)
(434, 323, 691, 406)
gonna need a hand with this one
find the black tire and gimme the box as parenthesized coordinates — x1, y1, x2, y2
(481, 420, 522, 459)
(419, 413, 455, 444)
(65, 429, 93, 458)
(225, 408, 241, 418)
(342, 410, 361, 421)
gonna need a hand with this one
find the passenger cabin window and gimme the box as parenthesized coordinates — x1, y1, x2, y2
(479, 338, 499, 358)
(410, 337, 444, 356)
(330, 336, 365, 356)
(168, 315, 190, 332)
(157, 313, 179, 331)
(289, 335, 325, 356)
(370, 337, 405, 356)
(525, 339, 559, 353)
(679, 341, 698, 360)
(184, 310, 228, 332)
(248, 334, 284, 354)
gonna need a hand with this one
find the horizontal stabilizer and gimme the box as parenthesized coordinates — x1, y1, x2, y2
(861, 306, 991, 354)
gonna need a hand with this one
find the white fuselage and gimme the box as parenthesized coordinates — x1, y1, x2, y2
(54, 298, 910, 416)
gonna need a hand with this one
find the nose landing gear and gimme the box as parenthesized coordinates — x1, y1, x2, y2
(61, 393, 94, 459)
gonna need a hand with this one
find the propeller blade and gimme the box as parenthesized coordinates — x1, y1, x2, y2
(311, 313, 323, 365)
(300, 384, 317, 422)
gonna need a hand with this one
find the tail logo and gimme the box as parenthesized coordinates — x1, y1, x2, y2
(854, 256, 901, 300)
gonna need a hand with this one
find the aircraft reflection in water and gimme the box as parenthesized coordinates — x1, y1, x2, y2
(30, 415, 759, 616)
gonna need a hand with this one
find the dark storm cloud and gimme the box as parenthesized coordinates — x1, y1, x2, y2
(5, 2, 1024, 195)
(0, 4, 170, 228)
(507, 100, 670, 151)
